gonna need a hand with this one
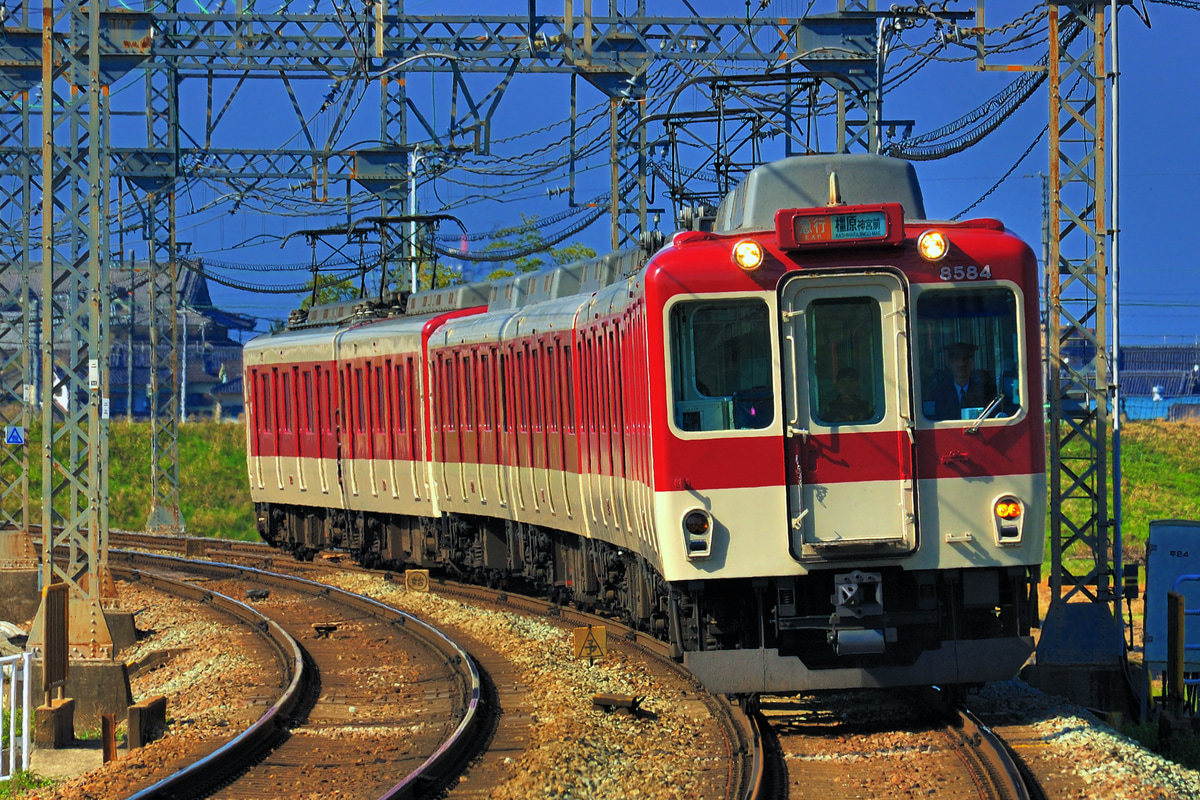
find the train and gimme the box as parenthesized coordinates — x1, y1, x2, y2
(244, 153, 1046, 695)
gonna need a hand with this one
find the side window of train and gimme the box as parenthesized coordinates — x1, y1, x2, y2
(806, 297, 885, 427)
(669, 299, 774, 433)
(915, 287, 1023, 423)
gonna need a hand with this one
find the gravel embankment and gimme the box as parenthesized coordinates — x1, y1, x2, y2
(968, 679, 1200, 800)
(30, 570, 725, 799)
(26, 564, 1200, 800)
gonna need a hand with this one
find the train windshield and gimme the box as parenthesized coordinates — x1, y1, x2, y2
(669, 298, 774, 432)
(805, 297, 885, 426)
(915, 287, 1022, 422)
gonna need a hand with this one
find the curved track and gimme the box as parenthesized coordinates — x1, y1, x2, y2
(111, 552, 481, 800)
(111, 531, 764, 800)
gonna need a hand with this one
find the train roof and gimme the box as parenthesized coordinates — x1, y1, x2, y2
(243, 323, 337, 364)
(714, 154, 926, 233)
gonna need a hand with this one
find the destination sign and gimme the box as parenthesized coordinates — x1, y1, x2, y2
(793, 210, 888, 243)
(775, 203, 904, 251)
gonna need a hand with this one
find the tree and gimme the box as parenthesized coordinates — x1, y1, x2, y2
(481, 214, 598, 281)
(414, 259, 466, 291)
(300, 273, 362, 311)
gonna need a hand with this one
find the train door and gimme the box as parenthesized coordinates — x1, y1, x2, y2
(382, 361, 399, 499)
(315, 365, 330, 495)
(779, 273, 917, 560)
(556, 341, 574, 519)
(297, 366, 311, 493)
(467, 349, 486, 505)
(404, 357, 426, 502)
(271, 368, 284, 490)
(479, 350, 501, 508)
(516, 345, 535, 511)
(370, 362, 392, 498)
(531, 342, 552, 514)
(251, 368, 269, 490)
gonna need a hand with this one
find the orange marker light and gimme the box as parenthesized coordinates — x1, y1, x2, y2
(995, 500, 1022, 519)
(684, 510, 710, 535)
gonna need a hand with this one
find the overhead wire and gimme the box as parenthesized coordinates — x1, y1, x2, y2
(950, 127, 1047, 221)
(111, 6, 1073, 275)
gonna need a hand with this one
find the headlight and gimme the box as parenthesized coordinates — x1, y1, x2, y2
(917, 230, 948, 261)
(732, 240, 764, 271)
(995, 499, 1022, 520)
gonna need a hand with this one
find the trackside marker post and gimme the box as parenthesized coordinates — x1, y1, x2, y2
(573, 625, 607, 665)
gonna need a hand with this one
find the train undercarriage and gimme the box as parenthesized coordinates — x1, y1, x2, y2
(257, 501, 1040, 688)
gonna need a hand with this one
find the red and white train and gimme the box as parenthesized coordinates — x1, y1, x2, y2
(244, 154, 1046, 695)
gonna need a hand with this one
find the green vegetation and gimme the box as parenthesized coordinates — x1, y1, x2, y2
(1052, 420, 1200, 571)
(1116, 422, 1200, 560)
(0, 772, 57, 798)
(108, 421, 257, 540)
(481, 214, 598, 280)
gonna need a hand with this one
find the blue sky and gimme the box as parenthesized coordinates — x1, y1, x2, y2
(157, 1, 1198, 346)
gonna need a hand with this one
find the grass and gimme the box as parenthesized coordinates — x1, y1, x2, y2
(108, 421, 257, 540)
(0, 772, 56, 797)
(1048, 420, 1200, 568)
(0, 417, 256, 541)
(1116, 421, 1200, 560)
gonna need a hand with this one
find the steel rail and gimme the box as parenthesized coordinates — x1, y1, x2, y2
(113, 531, 762, 799)
(400, 577, 763, 800)
(110, 550, 483, 800)
(116, 566, 306, 800)
(953, 706, 1032, 800)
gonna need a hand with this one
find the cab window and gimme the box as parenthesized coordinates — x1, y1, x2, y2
(806, 297, 884, 426)
(669, 299, 774, 432)
(916, 287, 1022, 422)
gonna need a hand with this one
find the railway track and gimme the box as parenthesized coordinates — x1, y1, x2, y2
(108, 552, 482, 800)
(754, 688, 1039, 800)
(106, 533, 763, 799)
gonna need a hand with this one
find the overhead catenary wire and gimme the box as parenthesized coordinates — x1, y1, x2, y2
(89, 7, 1076, 283)
(951, 128, 1047, 221)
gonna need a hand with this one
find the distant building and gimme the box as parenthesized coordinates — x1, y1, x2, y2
(1119, 345, 1200, 421)
(0, 264, 255, 420)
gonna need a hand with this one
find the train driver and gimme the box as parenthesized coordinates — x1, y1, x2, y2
(820, 368, 874, 424)
(925, 341, 993, 420)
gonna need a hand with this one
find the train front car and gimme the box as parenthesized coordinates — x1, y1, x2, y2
(646, 154, 1045, 694)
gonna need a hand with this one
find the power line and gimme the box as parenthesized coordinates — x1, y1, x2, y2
(951, 128, 1046, 220)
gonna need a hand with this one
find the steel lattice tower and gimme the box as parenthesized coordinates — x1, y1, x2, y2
(1034, 1, 1124, 696)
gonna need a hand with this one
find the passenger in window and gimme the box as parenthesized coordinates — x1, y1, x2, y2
(821, 368, 873, 423)
(925, 342, 993, 420)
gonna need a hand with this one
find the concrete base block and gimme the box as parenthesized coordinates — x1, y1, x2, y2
(103, 610, 137, 655)
(32, 660, 132, 732)
(1022, 663, 1131, 714)
(34, 698, 74, 749)
(128, 695, 168, 749)
(0, 570, 40, 624)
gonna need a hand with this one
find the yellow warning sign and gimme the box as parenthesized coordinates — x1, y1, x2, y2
(572, 625, 607, 663)
(405, 569, 430, 592)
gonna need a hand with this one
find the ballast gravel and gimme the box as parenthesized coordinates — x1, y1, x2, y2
(23, 564, 1200, 800)
(966, 679, 1200, 800)
(323, 571, 722, 800)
